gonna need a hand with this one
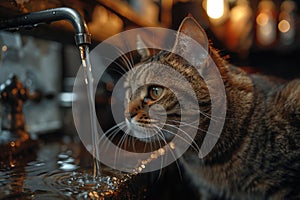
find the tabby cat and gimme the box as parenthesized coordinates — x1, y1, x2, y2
(123, 17, 300, 199)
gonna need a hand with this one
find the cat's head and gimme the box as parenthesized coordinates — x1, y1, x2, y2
(124, 17, 213, 143)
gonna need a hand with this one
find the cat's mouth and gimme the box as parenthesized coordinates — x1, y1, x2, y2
(125, 118, 175, 143)
(125, 118, 159, 141)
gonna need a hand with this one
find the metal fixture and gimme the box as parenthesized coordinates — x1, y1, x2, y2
(0, 75, 36, 158)
(0, 7, 91, 46)
(0, 7, 91, 157)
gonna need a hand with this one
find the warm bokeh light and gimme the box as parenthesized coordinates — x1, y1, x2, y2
(2, 45, 7, 52)
(278, 20, 291, 33)
(256, 13, 269, 26)
(207, 0, 225, 19)
(256, 0, 277, 46)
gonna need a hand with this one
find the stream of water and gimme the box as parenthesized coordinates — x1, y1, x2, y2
(79, 45, 101, 178)
(0, 45, 147, 199)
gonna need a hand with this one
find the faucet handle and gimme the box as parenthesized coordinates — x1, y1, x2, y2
(0, 74, 36, 159)
(0, 74, 29, 132)
(0, 74, 28, 106)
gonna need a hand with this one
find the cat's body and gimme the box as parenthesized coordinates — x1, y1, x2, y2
(123, 17, 300, 199)
(182, 63, 300, 199)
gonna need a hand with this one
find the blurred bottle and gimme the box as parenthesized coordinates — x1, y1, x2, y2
(278, 0, 296, 46)
(255, 0, 277, 47)
(226, 0, 253, 54)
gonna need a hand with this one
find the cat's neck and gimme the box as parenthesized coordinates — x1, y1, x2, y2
(210, 47, 255, 128)
(200, 48, 257, 165)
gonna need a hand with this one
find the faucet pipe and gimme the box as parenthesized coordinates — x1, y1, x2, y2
(0, 7, 91, 46)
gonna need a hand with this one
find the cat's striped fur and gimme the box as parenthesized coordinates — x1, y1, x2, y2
(124, 17, 300, 199)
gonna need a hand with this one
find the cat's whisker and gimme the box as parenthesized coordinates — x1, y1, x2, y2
(98, 122, 124, 147)
(114, 129, 130, 167)
(113, 46, 136, 72)
(118, 54, 134, 72)
(143, 129, 152, 152)
(153, 126, 183, 180)
(190, 109, 225, 123)
(148, 129, 157, 153)
(158, 123, 201, 153)
(171, 106, 226, 122)
(105, 56, 130, 75)
(103, 124, 127, 154)
(120, 36, 137, 70)
(102, 128, 120, 153)
(108, 66, 128, 77)
(130, 133, 137, 152)
(142, 130, 149, 153)
(167, 119, 200, 130)
(157, 132, 166, 176)
(103, 121, 126, 136)
(152, 128, 167, 179)
(205, 109, 237, 121)
(158, 108, 225, 123)
(102, 46, 136, 76)
(164, 119, 221, 138)
(200, 112, 218, 122)
(127, 50, 136, 70)
(199, 110, 229, 122)
(166, 119, 199, 126)
(123, 130, 132, 150)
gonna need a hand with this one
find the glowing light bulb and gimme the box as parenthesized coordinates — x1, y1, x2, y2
(207, 0, 225, 19)
(278, 20, 290, 33)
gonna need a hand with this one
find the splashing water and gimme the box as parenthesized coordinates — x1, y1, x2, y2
(0, 138, 134, 199)
(79, 45, 101, 178)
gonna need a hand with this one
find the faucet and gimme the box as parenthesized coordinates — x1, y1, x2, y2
(0, 7, 91, 46)
(0, 7, 91, 158)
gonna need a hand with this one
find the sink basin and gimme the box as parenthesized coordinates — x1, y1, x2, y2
(0, 131, 199, 200)
(0, 133, 148, 199)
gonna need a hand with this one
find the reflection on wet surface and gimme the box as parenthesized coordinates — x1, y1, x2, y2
(0, 134, 145, 199)
(0, 131, 200, 200)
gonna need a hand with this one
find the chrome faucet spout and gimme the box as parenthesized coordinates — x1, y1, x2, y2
(0, 7, 91, 46)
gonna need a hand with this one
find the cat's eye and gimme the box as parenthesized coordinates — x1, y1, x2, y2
(149, 86, 164, 100)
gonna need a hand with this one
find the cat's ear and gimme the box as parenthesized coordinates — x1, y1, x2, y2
(172, 17, 209, 66)
(136, 35, 151, 60)
(177, 16, 209, 50)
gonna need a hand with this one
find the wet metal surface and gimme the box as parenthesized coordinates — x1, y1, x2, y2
(0, 134, 147, 199)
